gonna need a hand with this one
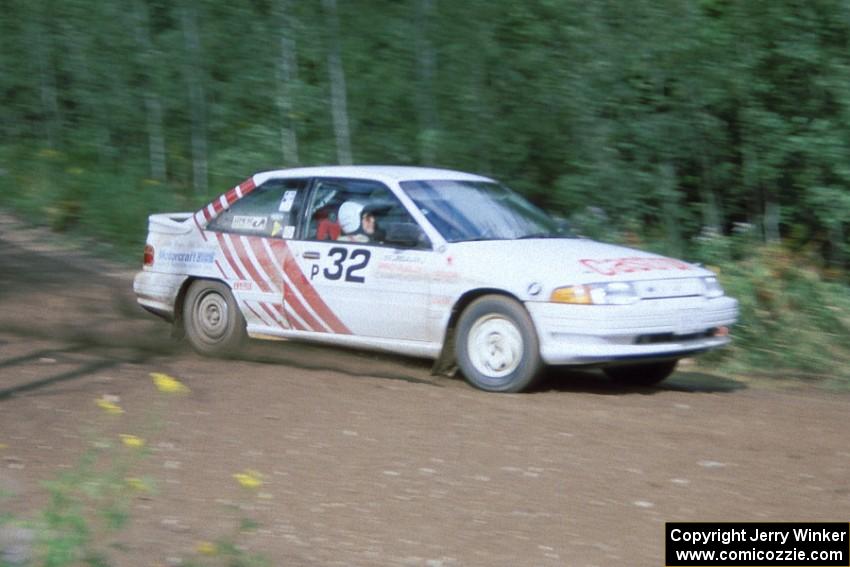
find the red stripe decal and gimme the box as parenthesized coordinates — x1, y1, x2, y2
(202, 207, 211, 222)
(229, 236, 272, 293)
(277, 303, 306, 331)
(239, 178, 256, 195)
(225, 187, 239, 205)
(249, 238, 323, 332)
(246, 237, 282, 289)
(260, 302, 285, 329)
(244, 301, 267, 326)
(282, 283, 324, 331)
(194, 214, 208, 242)
(214, 259, 227, 278)
(215, 233, 246, 280)
(270, 240, 350, 334)
(272, 303, 293, 330)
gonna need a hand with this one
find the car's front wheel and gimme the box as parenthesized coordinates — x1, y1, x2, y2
(183, 280, 247, 357)
(455, 295, 543, 393)
(603, 360, 678, 386)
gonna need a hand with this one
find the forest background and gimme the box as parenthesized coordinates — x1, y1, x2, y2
(0, 0, 848, 382)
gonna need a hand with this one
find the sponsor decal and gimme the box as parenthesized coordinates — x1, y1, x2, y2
(232, 215, 268, 231)
(376, 260, 426, 281)
(232, 280, 253, 291)
(157, 249, 215, 264)
(580, 257, 693, 276)
(282, 225, 295, 239)
(278, 190, 298, 212)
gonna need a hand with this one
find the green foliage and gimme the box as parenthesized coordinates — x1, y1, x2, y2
(693, 234, 850, 384)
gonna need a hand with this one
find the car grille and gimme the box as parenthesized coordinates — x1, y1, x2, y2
(633, 329, 716, 344)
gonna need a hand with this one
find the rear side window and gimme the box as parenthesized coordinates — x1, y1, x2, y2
(208, 178, 308, 238)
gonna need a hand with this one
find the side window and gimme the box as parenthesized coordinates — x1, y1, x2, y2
(305, 179, 429, 248)
(208, 178, 308, 238)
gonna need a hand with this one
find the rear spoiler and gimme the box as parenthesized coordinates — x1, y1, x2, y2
(148, 212, 193, 235)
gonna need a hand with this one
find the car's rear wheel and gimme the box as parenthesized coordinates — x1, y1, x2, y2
(603, 360, 678, 386)
(183, 280, 246, 357)
(455, 295, 542, 393)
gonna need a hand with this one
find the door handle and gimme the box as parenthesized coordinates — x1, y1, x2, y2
(303, 251, 320, 260)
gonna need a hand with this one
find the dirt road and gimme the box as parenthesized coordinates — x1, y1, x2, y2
(1, 213, 848, 566)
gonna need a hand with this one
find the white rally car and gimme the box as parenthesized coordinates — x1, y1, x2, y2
(134, 166, 738, 392)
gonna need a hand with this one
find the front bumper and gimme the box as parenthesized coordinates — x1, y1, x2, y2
(526, 296, 738, 365)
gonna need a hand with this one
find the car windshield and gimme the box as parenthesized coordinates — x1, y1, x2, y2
(400, 180, 572, 242)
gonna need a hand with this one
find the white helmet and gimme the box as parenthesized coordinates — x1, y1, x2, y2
(338, 200, 365, 234)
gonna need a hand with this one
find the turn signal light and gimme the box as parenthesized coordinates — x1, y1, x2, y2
(550, 285, 593, 305)
(143, 244, 155, 267)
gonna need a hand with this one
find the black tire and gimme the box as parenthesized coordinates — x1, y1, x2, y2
(603, 360, 678, 386)
(454, 295, 543, 393)
(183, 280, 247, 357)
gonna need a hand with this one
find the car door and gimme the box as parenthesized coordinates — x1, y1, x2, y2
(287, 177, 435, 342)
(205, 177, 310, 335)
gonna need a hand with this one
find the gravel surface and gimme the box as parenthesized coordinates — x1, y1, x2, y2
(1, 212, 848, 566)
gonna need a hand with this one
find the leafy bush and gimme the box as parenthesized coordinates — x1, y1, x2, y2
(692, 231, 850, 384)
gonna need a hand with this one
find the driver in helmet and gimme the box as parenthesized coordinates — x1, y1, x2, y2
(338, 201, 382, 242)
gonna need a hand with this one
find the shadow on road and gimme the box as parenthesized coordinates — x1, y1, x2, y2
(535, 367, 746, 395)
(236, 340, 445, 387)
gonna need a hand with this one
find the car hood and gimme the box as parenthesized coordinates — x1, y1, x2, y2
(445, 238, 713, 290)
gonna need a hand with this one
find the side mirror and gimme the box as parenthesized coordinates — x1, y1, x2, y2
(384, 222, 426, 248)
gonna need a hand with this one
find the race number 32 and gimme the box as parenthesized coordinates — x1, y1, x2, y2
(322, 247, 371, 283)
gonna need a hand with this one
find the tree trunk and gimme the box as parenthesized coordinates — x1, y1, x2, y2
(322, 0, 353, 165)
(414, 0, 438, 165)
(62, 18, 113, 164)
(763, 195, 781, 243)
(29, 12, 61, 148)
(276, 0, 300, 167)
(180, 1, 208, 195)
(660, 163, 683, 255)
(131, 0, 167, 182)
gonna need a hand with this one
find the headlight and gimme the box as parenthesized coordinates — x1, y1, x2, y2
(702, 276, 724, 298)
(550, 282, 639, 305)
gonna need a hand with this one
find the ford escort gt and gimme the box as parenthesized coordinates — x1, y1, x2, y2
(133, 166, 738, 392)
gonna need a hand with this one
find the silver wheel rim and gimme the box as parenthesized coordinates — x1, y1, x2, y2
(195, 291, 229, 342)
(467, 314, 523, 380)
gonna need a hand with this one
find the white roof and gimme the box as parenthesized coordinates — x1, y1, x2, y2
(254, 165, 493, 185)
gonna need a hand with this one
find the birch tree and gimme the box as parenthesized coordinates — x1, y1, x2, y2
(131, 0, 167, 182)
(322, 0, 353, 165)
(180, 0, 208, 195)
(276, 0, 300, 167)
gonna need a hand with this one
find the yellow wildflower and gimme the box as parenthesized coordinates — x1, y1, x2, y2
(66, 166, 84, 175)
(96, 397, 124, 415)
(151, 372, 189, 394)
(195, 541, 218, 556)
(120, 434, 145, 449)
(233, 469, 263, 489)
(125, 477, 149, 492)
